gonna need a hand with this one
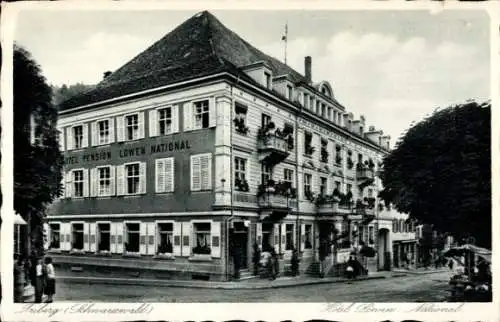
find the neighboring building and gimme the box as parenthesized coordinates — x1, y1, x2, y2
(47, 11, 409, 281)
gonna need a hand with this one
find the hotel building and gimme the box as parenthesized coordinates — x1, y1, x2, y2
(47, 11, 415, 281)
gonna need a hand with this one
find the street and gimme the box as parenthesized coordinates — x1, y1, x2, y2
(55, 271, 450, 302)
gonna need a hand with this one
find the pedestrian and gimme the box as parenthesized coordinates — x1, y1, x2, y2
(346, 256, 356, 279)
(43, 257, 56, 303)
(291, 247, 299, 277)
(448, 259, 454, 271)
(268, 249, 277, 280)
(406, 252, 411, 269)
(34, 258, 45, 303)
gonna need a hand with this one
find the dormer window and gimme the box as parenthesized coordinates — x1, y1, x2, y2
(264, 72, 271, 89)
(287, 84, 293, 100)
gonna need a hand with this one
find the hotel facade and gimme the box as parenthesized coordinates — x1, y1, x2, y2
(46, 11, 416, 281)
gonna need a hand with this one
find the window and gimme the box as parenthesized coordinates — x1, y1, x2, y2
(234, 102, 248, 134)
(368, 189, 373, 198)
(393, 220, 398, 233)
(191, 153, 212, 191)
(126, 163, 140, 194)
(327, 107, 332, 120)
(193, 222, 211, 255)
(49, 224, 60, 249)
(98, 223, 110, 252)
(320, 138, 328, 162)
(284, 169, 294, 186)
(334, 181, 341, 191)
(303, 93, 309, 109)
(360, 126, 364, 135)
(287, 85, 293, 100)
(369, 226, 374, 242)
(358, 153, 363, 164)
(158, 107, 172, 135)
(98, 166, 111, 196)
(262, 223, 274, 252)
(155, 158, 174, 193)
(316, 101, 321, 114)
(71, 223, 84, 250)
(346, 183, 352, 194)
(125, 223, 140, 253)
(98, 120, 110, 145)
(261, 163, 272, 184)
(285, 224, 294, 250)
(333, 111, 337, 123)
(304, 132, 313, 155)
(234, 157, 247, 191)
(73, 125, 83, 149)
(304, 225, 312, 249)
(261, 113, 271, 128)
(157, 223, 173, 254)
(304, 173, 312, 195)
(321, 104, 326, 117)
(309, 97, 314, 110)
(126, 114, 139, 140)
(320, 177, 327, 196)
(73, 170, 84, 197)
(194, 100, 210, 130)
(264, 72, 271, 89)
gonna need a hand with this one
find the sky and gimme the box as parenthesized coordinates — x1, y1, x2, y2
(14, 9, 490, 143)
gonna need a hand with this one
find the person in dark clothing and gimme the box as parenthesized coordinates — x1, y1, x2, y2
(269, 249, 278, 280)
(34, 258, 44, 303)
(291, 247, 300, 277)
(346, 256, 356, 279)
(14, 254, 24, 303)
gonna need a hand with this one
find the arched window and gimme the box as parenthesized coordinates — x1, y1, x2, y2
(393, 219, 398, 233)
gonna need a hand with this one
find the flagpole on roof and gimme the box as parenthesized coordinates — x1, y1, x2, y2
(282, 22, 288, 65)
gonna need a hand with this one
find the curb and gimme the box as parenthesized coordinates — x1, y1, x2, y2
(57, 274, 391, 290)
(392, 269, 448, 276)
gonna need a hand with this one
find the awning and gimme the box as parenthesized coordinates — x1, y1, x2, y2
(14, 213, 27, 225)
(443, 244, 492, 264)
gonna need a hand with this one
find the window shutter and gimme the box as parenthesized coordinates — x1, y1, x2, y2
(149, 109, 158, 137)
(200, 154, 212, 190)
(116, 116, 125, 142)
(90, 168, 98, 197)
(108, 118, 115, 144)
(155, 159, 165, 193)
(58, 127, 65, 151)
(146, 222, 156, 255)
(208, 98, 216, 128)
(138, 112, 145, 139)
(165, 157, 174, 193)
(140, 223, 147, 255)
(300, 224, 305, 251)
(84, 223, 90, 251)
(89, 223, 96, 252)
(256, 223, 262, 250)
(116, 222, 124, 254)
(211, 221, 221, 258)
(83, 169, 89, 197)
(91, 121, 98, 146)
(190, 155, 201, 191)
(139, 162, 147, 194)
(65, 171, 73, 198)
(173, 222, 182, 256)
(298, 172, 304, 199)
(116, 165, 125, 196)
(109, 166, 116, 196)
(60, 223, 66, 251)
(181, 222, 191, 257)
(111, 223, 117, 254)
(280, 223, 286, 252)
(60, 171, 65, 199)
(172, 105, 179, 133)
(273, 224, 280, 253)
(66, 127, 73, 150)
(183, 104, 193, 132)
(82, 123, 88, 148)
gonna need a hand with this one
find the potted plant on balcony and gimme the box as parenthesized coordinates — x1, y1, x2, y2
(305, 145, 315, 156)
(367, 159, 375, 170)
(233, 117, 249, 135)
(365, 197, 376, 209)
(320, 148, 329, 163)
(304, 190, 316, 202)
(257, 122, 275, 144)
(235, 178, 249, 192)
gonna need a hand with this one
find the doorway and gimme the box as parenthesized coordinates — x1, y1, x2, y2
(232, 222, 249, 269)
(261, 223, 274, 252)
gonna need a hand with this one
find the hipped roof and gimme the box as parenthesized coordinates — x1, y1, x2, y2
(60, 11, 327, 111)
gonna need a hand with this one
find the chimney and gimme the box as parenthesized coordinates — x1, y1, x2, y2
(304, 56, 312, 83)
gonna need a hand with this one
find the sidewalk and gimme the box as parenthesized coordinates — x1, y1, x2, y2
(392, 267, 449, 275)
(56, 270, 406, 290)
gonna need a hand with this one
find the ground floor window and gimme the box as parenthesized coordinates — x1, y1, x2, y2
(71, 223, 84, 250)
(98, 223, 110, 252)
(304, 224, 312, 249)
(193, 222, 211, 255)
(262, 223, 274, 252)
(125, 223, 140, 253)
(158, 223, 173, 254)
(49, 224, 60, 249)
(285, 224, 294, 250)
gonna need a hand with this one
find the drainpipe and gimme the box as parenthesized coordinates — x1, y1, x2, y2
(224, 83, 236, 281)
(295, 107, 300, 256)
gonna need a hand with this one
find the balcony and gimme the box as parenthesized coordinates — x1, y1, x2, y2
(315, 194, 352, 217)
(355, 199, 376, 224)
(257, 125, 292, 166)
(257, 181, 297, 221)
(356, 168, 374, 180)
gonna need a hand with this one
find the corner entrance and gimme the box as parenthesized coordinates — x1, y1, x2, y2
(232, 222, 249, 269)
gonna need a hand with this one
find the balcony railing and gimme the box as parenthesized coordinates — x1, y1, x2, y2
(257, 135, 290, 165)
(356, 168, 375, 180)
(258, 193, 297, 209)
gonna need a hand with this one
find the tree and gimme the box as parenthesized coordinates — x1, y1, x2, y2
(14, 45, 63, 258)
(51, 82, 95, 108)
(380, 101, 491, 248)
